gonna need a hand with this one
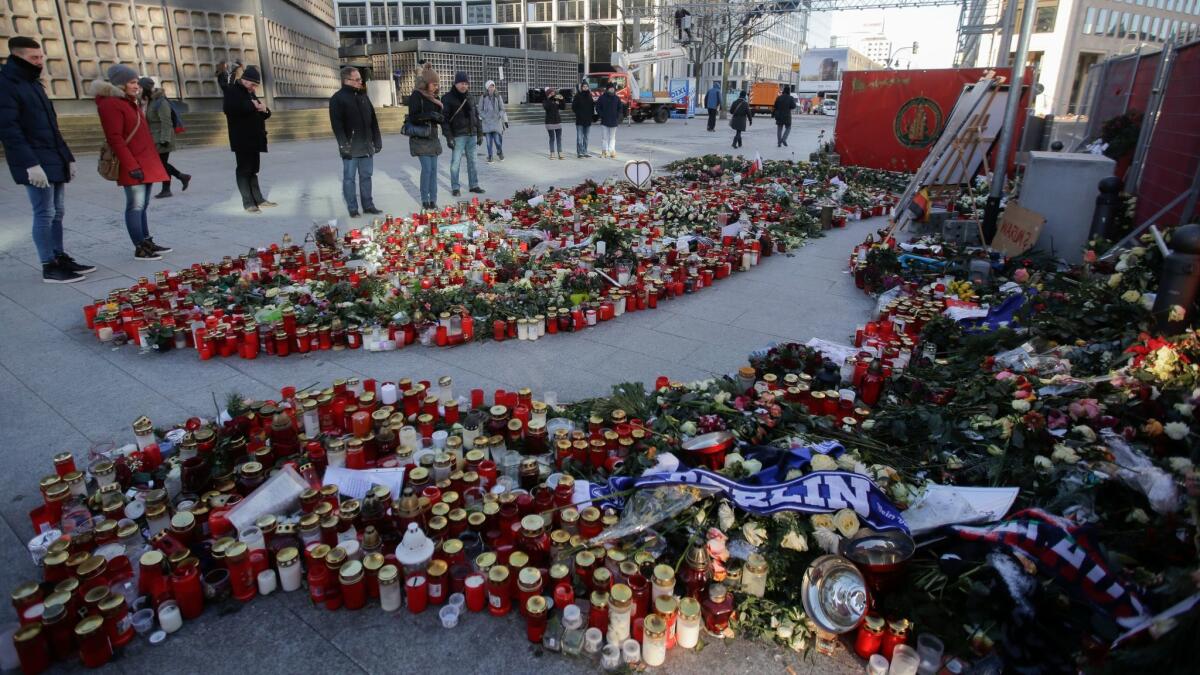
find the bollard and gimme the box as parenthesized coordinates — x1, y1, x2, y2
(1089, 176, 1124, 241)
(1151, 223, 1200, 335)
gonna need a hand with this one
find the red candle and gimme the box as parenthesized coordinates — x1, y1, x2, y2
(464, 573, 486, 612)
(525, 596, 549, 642)
(340, 561, 367, 610)
(487, 566, 512, 616)
(854, 615, 885, 659)
(170, 562, 204, 619)
(405, 575, 428, 614)
(13, 623, 50, 674)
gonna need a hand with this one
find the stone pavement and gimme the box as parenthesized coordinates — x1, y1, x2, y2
(0, 114, 869, 673)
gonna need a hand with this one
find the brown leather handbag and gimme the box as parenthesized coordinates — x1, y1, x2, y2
(98, 111, 141, 181)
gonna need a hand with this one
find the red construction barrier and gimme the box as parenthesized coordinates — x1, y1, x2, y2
(1134, 41, 1200, 226)
(833, 67, 1030, 173)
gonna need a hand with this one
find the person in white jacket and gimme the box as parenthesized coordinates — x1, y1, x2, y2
(478, 80, 508, 163)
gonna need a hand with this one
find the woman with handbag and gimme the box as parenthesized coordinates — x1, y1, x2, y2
(91, 64, 171, 261)
(407, 64, 444, 210)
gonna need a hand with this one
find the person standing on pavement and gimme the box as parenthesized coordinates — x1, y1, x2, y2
(479, 80, 507, 163)
(441, 71, 484, 197)
(92, 64, 172, 261)
(704, 82, 721, 132)
(141, 77, 191, 198)
(0, 36, 95, 283)
(596, 84, 623, 158)
(773, 84, 797, 148)
(407, 65, 444, 210)
(329, 66, 382, 218)
(542, 88, 564, 160)
(223, 65, 276, 213)
(571, 81, 594, 157)
(729, 90, 752, 149)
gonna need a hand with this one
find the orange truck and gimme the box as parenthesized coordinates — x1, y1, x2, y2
(748, 82, 782, 114)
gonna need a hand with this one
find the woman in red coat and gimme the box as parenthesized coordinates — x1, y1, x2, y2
(90, 64, 171, 260)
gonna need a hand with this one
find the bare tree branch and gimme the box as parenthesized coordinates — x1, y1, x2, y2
(676, 1, 789, 117)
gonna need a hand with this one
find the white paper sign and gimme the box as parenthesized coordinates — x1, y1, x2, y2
(323, 466, 407, 500)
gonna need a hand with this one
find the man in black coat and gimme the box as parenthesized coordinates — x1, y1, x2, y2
(223, 65, 275, 212)
(571, 81, 595, 158)
(773, 85, 797, 147)
(0, 36, 94, 283)
(440, 71, 484, 197)
(329, 66, 382, 217)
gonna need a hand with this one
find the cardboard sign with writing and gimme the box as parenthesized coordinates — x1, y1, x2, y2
(992, 202, 1045, 256)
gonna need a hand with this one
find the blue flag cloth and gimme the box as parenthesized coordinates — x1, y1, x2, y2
(591, 461, 909, 534)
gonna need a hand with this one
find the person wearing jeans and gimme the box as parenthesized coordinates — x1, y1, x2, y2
(0, 36, 95, 283)
(543, 88, 565, 159)
(773, 85, 797, 148)
(479, 80, 507, 162)
(92, 64, 171, 261)
(571, 81, 595, 157)
(408, 64, 444, 210)
(329, 66, 382, 217)
(441, 71, 484, 197)
(596, 85, 623, 158)
(704, 83, 721, 132)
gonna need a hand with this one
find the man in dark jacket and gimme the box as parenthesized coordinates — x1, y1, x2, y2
(329, 66, 382, 217)
(440, 71, 484, 197)
(704, 83, 721, 132)
(571, 81, 595, 158)
(595, 85, 624, 158)
(0, 36, 94, 283)
(223, 65, 275, 212)
(773, 85, 797, 147)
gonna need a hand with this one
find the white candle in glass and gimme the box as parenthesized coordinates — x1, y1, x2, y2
(256, 570, 277, 596)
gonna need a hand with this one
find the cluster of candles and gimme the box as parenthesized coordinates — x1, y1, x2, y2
(79, 173, 895, 361)
(10, 366, 804, 673)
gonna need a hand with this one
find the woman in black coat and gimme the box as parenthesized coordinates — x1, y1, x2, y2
(729, 90, 752, 149)
(773, 85, 797, 147)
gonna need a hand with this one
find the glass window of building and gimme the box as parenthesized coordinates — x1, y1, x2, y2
(340, 5, 367, 26)
(590, 0, 617, 20)
(1034, 4, 1058, 32)
(466, 2, 493, 24)
(435, 3, 462, 24)
(559, 1, 584, 20)
(1083, 6, 1096, 33)
(403, 3, 430, 25)
(497, 2, 521, 22)
(528, 2, 551, 21)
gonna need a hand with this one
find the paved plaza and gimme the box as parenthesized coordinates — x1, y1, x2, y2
(0, 114, 871, 672)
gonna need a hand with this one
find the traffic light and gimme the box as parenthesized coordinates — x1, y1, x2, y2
(912, 41, 919, 54)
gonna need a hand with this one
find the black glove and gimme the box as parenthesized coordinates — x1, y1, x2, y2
(130, 169, 144, 181)
(476, 134, 483, 145)
(339, 145, 351, 159)
(374, 143, 383, 153)
(504, 122, 509, 130)
(447, 136, 456, 149)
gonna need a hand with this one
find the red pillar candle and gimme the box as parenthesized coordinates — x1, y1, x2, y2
(339, 561, 367, 610)
(464, 573, 486, 612)
(525, 596, 549, 643)
(225, 542, 257, 603)
(486, 565, 512, 616)
(405, 575, 428, 614)
(13, 623, 50, 675)
(170, 561, 204, 620)
(854, 615, 886, 659)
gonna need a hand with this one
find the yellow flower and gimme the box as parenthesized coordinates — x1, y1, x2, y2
(1108, 273, 1122, 288)
(1169, 305, 1187, 322)
(1121, 290, 1141, 303)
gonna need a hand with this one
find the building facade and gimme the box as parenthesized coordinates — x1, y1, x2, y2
(973, 0, 1200, 115)
(334, 1, 815, 91)
(335, 0, 666, 74)
(0, 0, 340, 113)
